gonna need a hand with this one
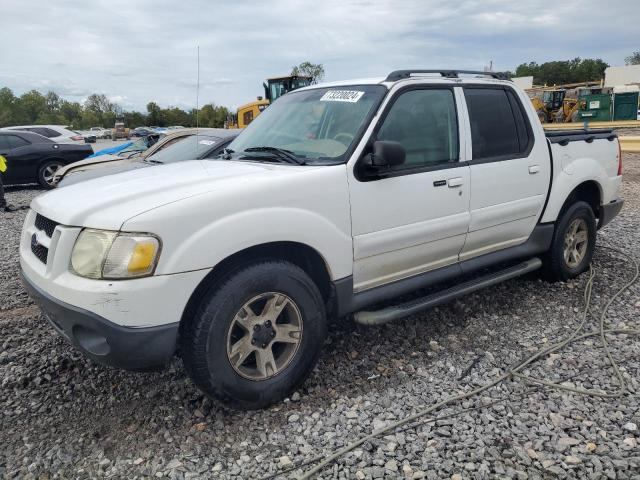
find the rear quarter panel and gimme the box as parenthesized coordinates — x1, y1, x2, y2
(541, 137, 621, 223)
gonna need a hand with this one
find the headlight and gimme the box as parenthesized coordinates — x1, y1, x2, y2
(70, 229, 161, 279)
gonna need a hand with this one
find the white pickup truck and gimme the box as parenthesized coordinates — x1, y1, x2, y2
(21, 70, 623, 409)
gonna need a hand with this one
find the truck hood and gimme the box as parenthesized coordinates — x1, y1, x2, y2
(32, 159, 313, 229)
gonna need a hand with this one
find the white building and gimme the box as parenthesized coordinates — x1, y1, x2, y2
(604, 65, 640, 88)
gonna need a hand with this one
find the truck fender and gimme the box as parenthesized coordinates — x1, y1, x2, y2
(541, 156, 608, 223)
(154, 207, 353, 280)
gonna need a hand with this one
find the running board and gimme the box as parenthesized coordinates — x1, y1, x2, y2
(353, 258, 542, 326)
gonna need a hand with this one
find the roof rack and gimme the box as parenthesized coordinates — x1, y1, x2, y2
(385, 70, 511, 82)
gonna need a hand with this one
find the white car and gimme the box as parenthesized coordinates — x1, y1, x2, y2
(89, 127, 111, 139)
(3, 125, 86, 144)
(20, 69, 623, 409)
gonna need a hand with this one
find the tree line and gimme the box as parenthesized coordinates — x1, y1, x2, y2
(511, 57, 610, 85)
(508, 50, 638, 85)
(0, 54, 637, 129)
(0, 88, 230, 130)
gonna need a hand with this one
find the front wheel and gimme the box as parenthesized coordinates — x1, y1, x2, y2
(180, 261, 327, 409)
(542, 201, 596, 282)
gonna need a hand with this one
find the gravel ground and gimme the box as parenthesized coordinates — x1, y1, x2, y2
(1, 155, 639, 480)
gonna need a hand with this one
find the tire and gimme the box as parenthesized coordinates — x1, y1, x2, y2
(542, 201, 596, 282)
(37, 160, 64, 189)
(180, 261, 327, 409)
(537, 110, 547, 124)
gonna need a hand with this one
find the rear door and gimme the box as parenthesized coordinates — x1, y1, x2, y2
(348, 86, 471, 292)
(460, 85, 549, 260)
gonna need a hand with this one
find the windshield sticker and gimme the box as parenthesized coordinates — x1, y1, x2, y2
(320, 90, 365, 103)
(198, 140, 216, 145)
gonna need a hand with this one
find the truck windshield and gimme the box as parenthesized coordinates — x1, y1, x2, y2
(227, 85, 386, 164)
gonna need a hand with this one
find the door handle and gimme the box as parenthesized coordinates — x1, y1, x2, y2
(528, 165, 540, 174)
(447, 177, 463, 188)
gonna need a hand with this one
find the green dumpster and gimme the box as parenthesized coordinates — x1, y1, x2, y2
(613, 92, 639, 120)
(578, 93, 612, 122)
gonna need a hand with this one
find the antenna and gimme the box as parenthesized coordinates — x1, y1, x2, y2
(195, 45, 200, 151)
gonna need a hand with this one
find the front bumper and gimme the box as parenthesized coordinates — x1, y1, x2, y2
(598, 198, 624, 229)
(22, 270, 178, 371)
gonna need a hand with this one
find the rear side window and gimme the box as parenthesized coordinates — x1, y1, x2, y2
(6, 135, 30, 148)
(506, 89, 531, 153)
(465, 88, 531, 160)
(42, 128, 61, 137)
(27, 127, 45, 136)
(0, 136, 10, 150)
(29, 127, 59, 138)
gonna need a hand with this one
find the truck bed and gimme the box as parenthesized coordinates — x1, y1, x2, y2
(545, 128, 617, 145)
(541, 127, 621, 225)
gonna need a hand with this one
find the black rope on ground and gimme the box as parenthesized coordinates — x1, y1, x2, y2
(294, 245, 639, 479)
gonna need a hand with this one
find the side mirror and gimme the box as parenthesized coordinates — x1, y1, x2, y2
(371, 140, 405, 168)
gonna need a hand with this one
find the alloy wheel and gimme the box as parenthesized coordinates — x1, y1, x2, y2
(226, 292, 303, 380)
(43, 164, 62, 185)
(563, 218, 589, 268)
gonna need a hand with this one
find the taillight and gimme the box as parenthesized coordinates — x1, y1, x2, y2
(71, 135, 83, 141)
(617, 140, 622, 176)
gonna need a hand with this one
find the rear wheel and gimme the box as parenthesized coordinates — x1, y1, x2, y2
(543, 201, 596, 281)
(38, 160, 64, 189)
(180, 261, 327, 409)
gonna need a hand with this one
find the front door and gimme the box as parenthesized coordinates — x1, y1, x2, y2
(348, 86, 471, 293)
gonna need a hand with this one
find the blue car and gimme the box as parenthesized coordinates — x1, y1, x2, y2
(87, 141, 133, 158)
(87, 134, 161, 159)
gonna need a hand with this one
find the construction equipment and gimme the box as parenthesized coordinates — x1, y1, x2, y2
(527, 81, 604, 124)
(226, 97, 270, 129)
(262, 75, 312, 103)
(530, 89, 581, 123)
(111, 117, 131, 140)
(226, 75, 313, 129)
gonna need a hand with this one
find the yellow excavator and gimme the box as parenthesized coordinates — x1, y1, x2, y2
(527, 81, 602, 124)
(226, 75, 312, 128)
(530, 89, 581, 124)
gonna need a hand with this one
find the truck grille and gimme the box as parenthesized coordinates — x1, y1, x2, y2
(30, 234, 49, 264)
(35, 214, 59, 238)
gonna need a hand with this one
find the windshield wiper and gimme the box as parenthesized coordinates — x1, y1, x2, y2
(143, 157, 163, 164)
(243, 146, 306, 165)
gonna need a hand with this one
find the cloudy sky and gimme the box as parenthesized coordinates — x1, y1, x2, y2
(1, 0, 638, 112)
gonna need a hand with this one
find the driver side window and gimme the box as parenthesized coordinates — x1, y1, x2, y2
(377, 89, 459, 171)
